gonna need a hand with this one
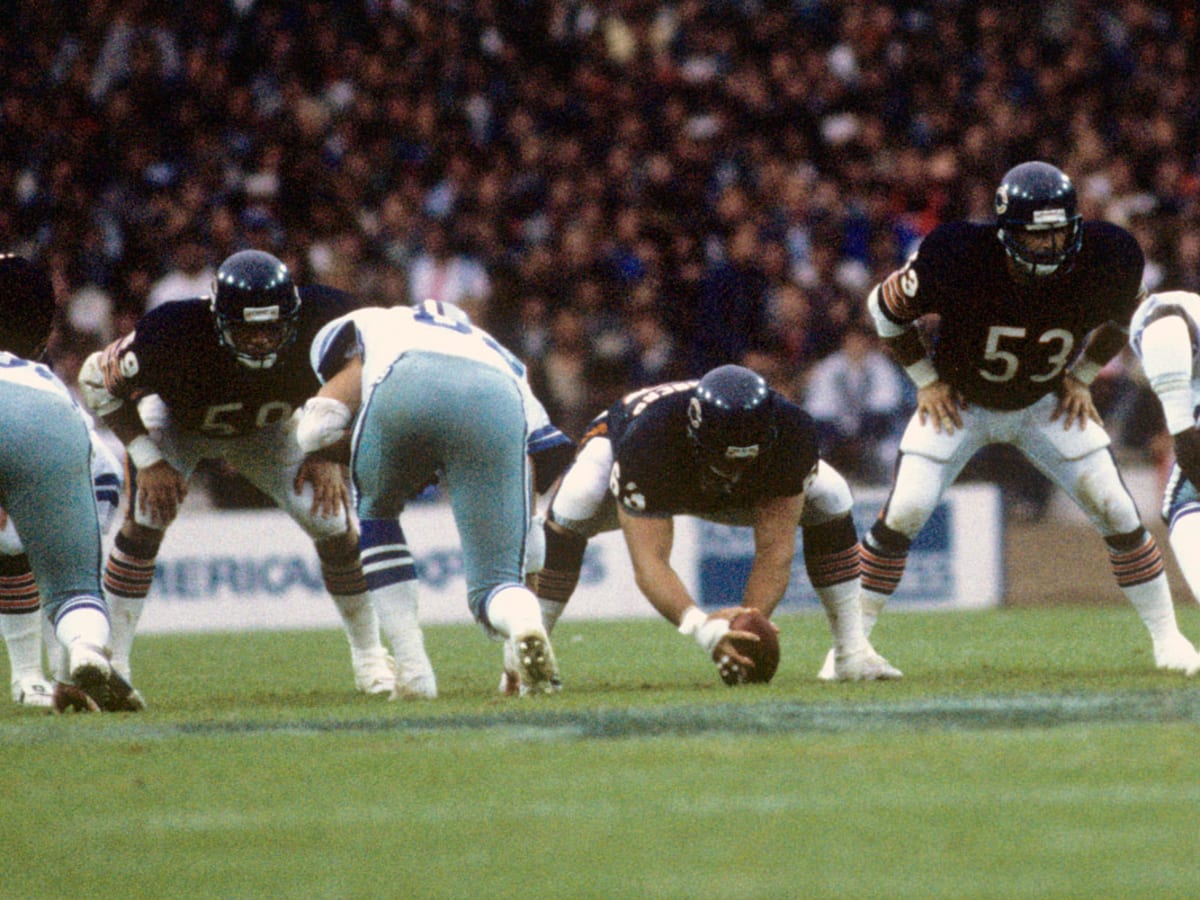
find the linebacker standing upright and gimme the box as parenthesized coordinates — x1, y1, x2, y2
(818, 161, 1200, 677)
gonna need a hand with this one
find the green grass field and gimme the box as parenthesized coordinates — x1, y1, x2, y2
(4, 606, 1200, 899)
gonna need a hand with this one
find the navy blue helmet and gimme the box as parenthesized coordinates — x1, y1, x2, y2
(687, 365, 776, 485)
(211, 250, 301, 368)
(994, 161, 1083, 276)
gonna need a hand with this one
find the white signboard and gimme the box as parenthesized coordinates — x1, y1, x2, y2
(136, 483, 1000, 634)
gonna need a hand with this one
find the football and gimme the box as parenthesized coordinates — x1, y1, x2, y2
(721, 609, 780, 685)
(53, 682, 101, 714)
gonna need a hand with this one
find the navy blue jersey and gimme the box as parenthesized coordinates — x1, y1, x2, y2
(603, 381, 819, 516)
(100, 286, 360, 436)
(879, 221, 1144, 410)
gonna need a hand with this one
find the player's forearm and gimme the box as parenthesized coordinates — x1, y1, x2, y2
(740, 561, 789, 617)
(1068, 322, 1129, 384)
(103, 403, 152, 446)
(632, 561, 696, 626)
(867, 280, 937, 387)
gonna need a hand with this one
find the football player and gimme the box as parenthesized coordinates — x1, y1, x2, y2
(296, 300, 562, 697)
(818, 161, 1200, 677)
(533, 364, 901, 684)
(1, 426, 122, 708)
(78, 250, 406, 701)
(0, 254, 137, 712)
(1129, 290, 1200, 614)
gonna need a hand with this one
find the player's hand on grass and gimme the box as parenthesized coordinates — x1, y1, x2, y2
(136, 460, 187, 524)
(916, 380, 963, 435)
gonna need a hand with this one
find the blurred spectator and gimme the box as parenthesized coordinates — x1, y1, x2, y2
(0, 0, 1195, 502)
(147, 232, 213, 309)
(801, 323, 908, 484)
(689, 220, 771, 375)
(407, 220, 492, 326)
(528, 306, 595, 442)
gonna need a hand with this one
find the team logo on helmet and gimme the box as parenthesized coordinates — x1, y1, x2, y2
(995, 184, 1009, 215)
(687, 396, 703, 431)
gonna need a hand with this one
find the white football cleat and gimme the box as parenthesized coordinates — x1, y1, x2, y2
(389, 661, 437, 700)
(838, 647, 903, 681)
(509, 628, 560, 696)
(12, 676, 55, 708)
(816, 648, 837, 682)
(817, 646, 902, 681)
(352, 648, 397, 696)
(1153, 634, 1200, 676)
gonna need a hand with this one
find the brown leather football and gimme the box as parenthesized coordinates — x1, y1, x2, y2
(722, 610, 780, 685)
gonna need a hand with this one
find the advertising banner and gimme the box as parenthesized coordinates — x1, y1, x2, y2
(136, 483, 1000, 634)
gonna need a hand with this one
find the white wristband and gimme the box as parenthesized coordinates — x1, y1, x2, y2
(126, 435, 164, 470)
(1067, 358, 1103, 386)
(905, 358, 938, 389)
(677, 606, 729, 655)
(677, 606, 706, 637)
(1148, 372, 1197, 434)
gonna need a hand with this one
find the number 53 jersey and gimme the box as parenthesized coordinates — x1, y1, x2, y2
(876, 220, 1144, 410)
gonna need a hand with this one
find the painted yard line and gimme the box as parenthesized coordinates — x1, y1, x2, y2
(3, 690, 1198, 742)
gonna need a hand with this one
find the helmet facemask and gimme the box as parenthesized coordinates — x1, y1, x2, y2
(994, 161, 1083, 278)
(686, 365, 776, 492)
(216, 306, 298, 369)
(998, 220, 1082, 277)
(211, 250, 300, 369)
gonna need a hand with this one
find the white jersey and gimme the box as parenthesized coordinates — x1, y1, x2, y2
(1129, 290, 1200, 432)
(0, 352, 79, 403)
(0, 352, 122, 546)
(310, 304, 543, 437)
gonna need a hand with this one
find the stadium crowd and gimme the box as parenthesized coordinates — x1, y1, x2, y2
(3, 0, 1198, 498)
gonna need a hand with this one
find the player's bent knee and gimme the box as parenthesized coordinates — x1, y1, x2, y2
(1068, 452, 1142, 535)
(801, 461, 853, 524)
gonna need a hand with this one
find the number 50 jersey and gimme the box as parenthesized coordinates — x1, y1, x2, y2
(876, 220, 1144, 410)
(94, 286, 360, 436)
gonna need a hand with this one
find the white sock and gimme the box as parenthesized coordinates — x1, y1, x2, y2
(815, 580, 868, 657)
(106, 594, 145, 677)
(330, 591, 385, 654)
(486, 585, 543, 639)
(1122, 574, 1182, 644)
(539, 598, 567, 635)
(370, 580, 429, 665)
(42, 613, 66, 681)
(860, 588, 890, 637)
(1, 610, 45, 684)
(54, 605, 111, 653)
(1170, 513, 1200, 605)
